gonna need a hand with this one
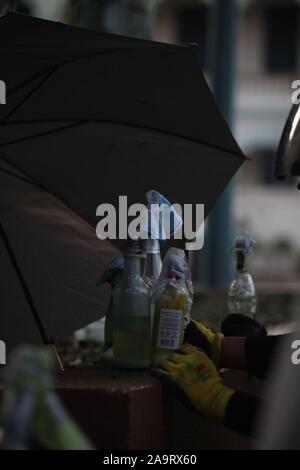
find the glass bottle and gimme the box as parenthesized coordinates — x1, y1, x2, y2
(228, 236, 257, 319)
(112, 241, 151, 369)
(151, 248, 189, 366)
(142, 239, 162, 291)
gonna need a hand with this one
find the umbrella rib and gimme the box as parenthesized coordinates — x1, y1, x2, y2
(0, 118, 246, 160)
(0, 150, 95, 231)
(6, 44, 180, 100)
(2, 67, 59, 124)
(6, 66, 67, 99)
(0, 219, 50, 345)
(0, 121, 85, 148)
(0, 164, 46, 190)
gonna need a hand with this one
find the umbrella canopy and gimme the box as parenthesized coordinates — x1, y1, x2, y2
(0, 12, 246, 350)
(0, 160, 119, 352)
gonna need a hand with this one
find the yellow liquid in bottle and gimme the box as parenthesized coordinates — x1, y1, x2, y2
(151, 287, 187, 366)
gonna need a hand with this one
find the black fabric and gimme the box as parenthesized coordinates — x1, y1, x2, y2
(0, 12, 244, 156)
(221, 314, 267, 338)
(224, 392, 265, 438)
(224, 335, 287, 437)
(0, 13, 245, 228)
(0, 11, 160, 95)
(245, 335, 286, 380)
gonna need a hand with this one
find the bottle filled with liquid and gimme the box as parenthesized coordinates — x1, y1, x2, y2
(228, 234, 257, 320)
(151, 248, 192, 366)
(112, 241, 151, 369)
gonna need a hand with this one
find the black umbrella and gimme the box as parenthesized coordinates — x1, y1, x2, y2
(0, 12, 245, 350)
(0, 160, 119, 353)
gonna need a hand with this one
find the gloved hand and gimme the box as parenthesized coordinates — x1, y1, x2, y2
(157, 344, 234, 421)
(184, 319, 224, 368)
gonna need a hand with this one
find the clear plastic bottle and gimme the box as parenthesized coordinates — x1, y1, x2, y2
(228, 235, 257, 319)
(151, 248, 191, 366)
(112, 241, 151, 369)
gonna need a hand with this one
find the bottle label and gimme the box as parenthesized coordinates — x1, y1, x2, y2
(157, 308, 182, 350)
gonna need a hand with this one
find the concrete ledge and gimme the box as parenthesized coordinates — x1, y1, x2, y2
(55, 368, 169, 450)
(54, 368, 260, 450)
(0, 366, 261, 449)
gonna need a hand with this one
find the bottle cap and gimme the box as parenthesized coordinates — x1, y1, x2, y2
(232, 232, 255, 256)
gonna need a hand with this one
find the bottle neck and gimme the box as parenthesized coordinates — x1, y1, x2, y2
(123, 255, 141, 278)
(236, 252, 249, 273)
(144, 252, 162, 280)
(142, 239, 162, 280)
(143, 239, 160, 254)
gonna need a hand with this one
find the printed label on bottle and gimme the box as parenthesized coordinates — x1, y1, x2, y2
(157, 308, 182, 350)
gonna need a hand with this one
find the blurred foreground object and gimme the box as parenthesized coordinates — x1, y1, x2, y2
(258, 100, 300, 448)
(0, 346, 94, 449)
(275, 103, 300, 184)
(258, 330, 300, 449)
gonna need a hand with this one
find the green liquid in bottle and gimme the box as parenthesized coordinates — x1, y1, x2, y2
(113, 244, 151, 370)
(114, 316, 151, 369)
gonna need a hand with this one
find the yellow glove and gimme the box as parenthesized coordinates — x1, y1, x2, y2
(184, 319, 224, 368)
(158, 344, 234, 422)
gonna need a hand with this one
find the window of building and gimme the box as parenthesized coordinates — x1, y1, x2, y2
(177, 4, 208, 67)
(264, 4, 299, 74)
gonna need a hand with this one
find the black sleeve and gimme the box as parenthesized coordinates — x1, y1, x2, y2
(223, 392, 265, 437)
(245, 334, 288, 379)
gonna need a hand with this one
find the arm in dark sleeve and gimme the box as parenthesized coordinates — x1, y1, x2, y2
(223, 335, 289, 436)
(245, 334, 289, 379)
(223, 392, 265, 438)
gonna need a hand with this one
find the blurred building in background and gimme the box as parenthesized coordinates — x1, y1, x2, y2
(152, 0, 300, 255)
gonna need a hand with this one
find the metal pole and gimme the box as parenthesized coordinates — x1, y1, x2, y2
(207, 0, 237, 288)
